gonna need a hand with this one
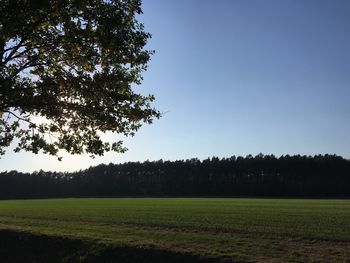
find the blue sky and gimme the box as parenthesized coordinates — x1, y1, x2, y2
(1, 0, 350, 172)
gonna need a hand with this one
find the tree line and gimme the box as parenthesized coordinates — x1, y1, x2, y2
(0, 154, 349, 199)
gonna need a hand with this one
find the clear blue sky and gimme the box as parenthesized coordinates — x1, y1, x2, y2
(1, 0, 350, 172)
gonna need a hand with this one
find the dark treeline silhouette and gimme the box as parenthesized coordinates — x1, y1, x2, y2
(0, 154, 349, 199)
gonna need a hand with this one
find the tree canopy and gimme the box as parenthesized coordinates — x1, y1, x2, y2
(0, 0, 159, 158)
(1, 154, 349, 198)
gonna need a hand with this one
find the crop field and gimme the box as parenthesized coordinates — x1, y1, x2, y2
(0, 198, 349, 262)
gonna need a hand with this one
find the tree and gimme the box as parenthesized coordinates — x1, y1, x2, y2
(0, 0, 159, 158)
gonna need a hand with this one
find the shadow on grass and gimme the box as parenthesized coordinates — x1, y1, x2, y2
(0, 229, 238, 263)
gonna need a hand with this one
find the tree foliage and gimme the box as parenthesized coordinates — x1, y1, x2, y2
(0, 154, 349, 198)
(0, 0, 159, 158)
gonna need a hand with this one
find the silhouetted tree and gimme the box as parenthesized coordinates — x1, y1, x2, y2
(0, 154, 349, 199)
(0, 0, 159, 158)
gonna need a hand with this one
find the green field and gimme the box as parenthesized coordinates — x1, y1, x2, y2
(0, 198, 349, 262)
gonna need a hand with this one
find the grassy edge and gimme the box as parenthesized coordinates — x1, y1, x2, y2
(1, 219, 350, 263)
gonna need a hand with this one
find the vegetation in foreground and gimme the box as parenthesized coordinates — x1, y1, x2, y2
(0, 198, 349, 262)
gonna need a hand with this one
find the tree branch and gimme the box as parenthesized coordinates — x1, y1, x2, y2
(3, 110, 31, 123)
(2, 39, 25, 65)
(11, 61, 46, 78)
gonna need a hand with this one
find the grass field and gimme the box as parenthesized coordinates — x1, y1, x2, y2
(0, 198, 349, 262)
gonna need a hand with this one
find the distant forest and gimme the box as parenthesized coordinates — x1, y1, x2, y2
(1, 154, 349, 199)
